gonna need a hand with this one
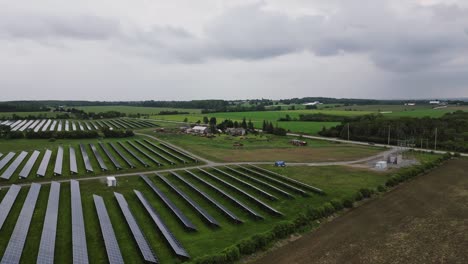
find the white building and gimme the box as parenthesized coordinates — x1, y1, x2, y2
(191, 126, 209, 134)
(107, 176, 117, 187)
(429, 100, 440, 105)
(375, 161, 388, 169)
(303, 101, 321, 106)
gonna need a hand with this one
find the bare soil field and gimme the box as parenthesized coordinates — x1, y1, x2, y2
(252, 159, 468, 264)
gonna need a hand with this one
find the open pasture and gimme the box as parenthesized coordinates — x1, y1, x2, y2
(76, 105, 202, 115)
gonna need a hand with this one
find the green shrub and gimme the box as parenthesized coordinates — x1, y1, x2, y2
(322, 202, 336, 216)
(330, 199, 344, 211)
(359, 188, 373, 198)
(354, 191, 364, 201)
(342, 198, 354, 208)
(222, 246, 240, 262)
(377, 185, 386, 192)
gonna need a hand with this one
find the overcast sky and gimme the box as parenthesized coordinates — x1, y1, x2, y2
(1, 0, 467, 101)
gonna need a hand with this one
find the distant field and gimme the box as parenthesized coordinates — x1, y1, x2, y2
(151, 133, 383, 163)
(332, 104, 468, 118)
(75, 105, 202, 115)
(0, 111, 59, 119)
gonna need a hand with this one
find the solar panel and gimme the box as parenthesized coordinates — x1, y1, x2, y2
(0, 185, 21, 231)
(70, 146, 78, 174)
(159, 173, 219, 226)
(9, 120, 22, 128)
(0, 152, 16, 171)
(72, 121, 77, 131)
(127, 141, 162, 166)
(136, 141, 175, 165)
(42, 119, 52, 131)
(1, 183, 41, 264)
(112, 119, 129, 128)
(18, 120, 34, 131)
(54, 146, 64, 176)
(134, 190, 190, 258)
(185, 170, 263, 219)
(249, 165, 324, 194)
(91, 122, 99, 130)
(143, 139, 186, 164)
(28, 120, 40, 130)
(99, 143, 122, 170)
(171, 172, 242, 223)
(1, 151, 28, 180)
(79, 144, 94, 173)
(11, 120, 27, 131)
(93, 195, 124, 264)
(90, 144, 108, 171)
(65, 120, 70, 131)
(37, 150, 52, 177)
(84, 122, 92, 130)
(159, 142, 198, 162)
(57, 120, 63, 132)
(78, 122, 85, 131)
(37, 182, 60, 264)
(34, 120, 47, 132)
(140, 175, 196, 230)
(199, 168, 283, 216)
(109, 143, 135, 168)
(213, 167, 280, 200)
(102, 120, 113, 130)
(71, 180, 89, 264)
(118, 142, 148, 167)
(114, 192, 158, 263)
(108, 120, 122, 129)
(19, 150, 41, 179)
(49, 120, 57, 131)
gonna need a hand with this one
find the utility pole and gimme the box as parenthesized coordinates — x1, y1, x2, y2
(387, 125, 391, 146)
(434, 128, 438, 150)
(347, 123, 350, 141)
(420, 138, 423, 149)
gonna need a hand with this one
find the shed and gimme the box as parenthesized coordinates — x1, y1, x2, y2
(107, 176, 117, 187)
(375, 161, 388, 169)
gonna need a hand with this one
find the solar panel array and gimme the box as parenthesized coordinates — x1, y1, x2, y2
(0, 185, 21, 231)
(70, 146, 78, 174)
(185, 170, 263, 219)
(0, 152, 16, 171)
(93, 195, 124, 264)
(1, 183, 41, 264)
(54, 146, 64, 176)
(127, 141, 162, 167)
(199, 168, 283, 216)
(90, 144, 108, 171)
(134, 190, 190, 258)
(1, 151, 28, 180)
(225, 166, 294, 199)
(109, 143, 135, 168)
(171, 172, 242, 223)
(136, 141, 175, 165)
(118, 142, 148, 167)
(140, 175, 197, 230)
(114, 192, 159, 263)
(37, 150, 52, 177)
(159, 142, 198, 162)
(158, 173, 219, 226)
(37, 182, 61, 264)
(71, 180, 89, 264)
(99, 143, 122, 170)
(143, 139, 186, 164)
(80, 144, 94, 173)
(19, 150, 41, 179)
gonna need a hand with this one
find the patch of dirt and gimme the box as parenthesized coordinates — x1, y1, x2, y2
(251, 159, 468, 264)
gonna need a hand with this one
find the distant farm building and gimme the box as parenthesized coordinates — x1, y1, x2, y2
(429, 100, 440, 105)
(375, 161, 388, 169)
(290, 139, 307, 146)
(404, 103, 416, 106)
(190, 126, 209, 135)
(226, 128, 246, 136)
(302, 101, 321, 106)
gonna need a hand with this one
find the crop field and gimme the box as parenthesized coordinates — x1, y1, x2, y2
(331, 104, 468, 118)
(151, 133, 383, 163)
(254, 158, 468, 264)
(0, 164, 397, 263)
(76, 105, 202, 115)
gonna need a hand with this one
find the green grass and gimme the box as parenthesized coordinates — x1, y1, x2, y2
(75, 106, 202, 115)
(0, 111, 59, 119)
(0, 164, 401, 263)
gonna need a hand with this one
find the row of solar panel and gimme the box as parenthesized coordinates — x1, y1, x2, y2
(2, 118, 155, 133)
(0, 140, 197, 180)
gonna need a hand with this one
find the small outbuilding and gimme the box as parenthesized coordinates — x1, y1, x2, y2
(107, 176, 117, 187)
(191, 126, 209, 134)
(375, 161, 388, 169)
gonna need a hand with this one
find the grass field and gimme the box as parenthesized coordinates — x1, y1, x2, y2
(0, 111, 59, 119)
(331, 104, 468, 118)
(150, 133, 383, 163)
(75, 105, 202, 115)
(0, 164, 398, 263)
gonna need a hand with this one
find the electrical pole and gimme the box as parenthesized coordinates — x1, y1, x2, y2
(434, 128, 438, 150)
(387, 125, 391, 146)
(347, 123, 350, 141)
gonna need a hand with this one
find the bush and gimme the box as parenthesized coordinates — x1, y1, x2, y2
(330, 199, 344, 211)
(354, 191, 364, 201)
(222, 246, 240, 262)
(359, 188, 373, 198)
(377, 185, 386, 192)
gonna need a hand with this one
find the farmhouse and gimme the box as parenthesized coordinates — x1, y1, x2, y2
(429, 100, 440, 105)
(302, 101, 321, 106)
(191, 126, 209, 134)
(226, 128, 246, 136)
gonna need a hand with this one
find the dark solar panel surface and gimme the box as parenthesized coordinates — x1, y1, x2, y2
(140, 175, 196, 230)
(0, 152, 16, 171)
(70, 146, 78, 174)
(93, 195, 124, 264)
(0, 185, 21, 230)
(19, 150, 41, 178)
(214, 167, 279, 200)
(127, 141, 162, 166)
(109, 143, 135, 168)
(136, 141, 175, 165)
(114, 192, 159, 263)
(225, 166, 293, 199)
(159, 142, 197, 162)
(54, 146, 64, 176)
(99, 143, 122, 169)
(135, 190, 190, 258)
(90, 144, 108, 171)
(171, 172, 242, 223)
(1, 183, 41, 264)
(143, 139, 186, 163)
(80, 144, 94, 172)
(1, 151, 28, 180)
(185, 170, 263, 219)
(199, 168, 282, 216)
(37, 182, 60, 264)
(71, 180, 89, 264)
(238, 166, 307, 195)
(37, 150, 52, 177)
(159, 173, 219, 226)
(118, 142, 148, 167)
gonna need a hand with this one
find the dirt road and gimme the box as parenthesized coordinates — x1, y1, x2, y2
(252, 159, 468, 264)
